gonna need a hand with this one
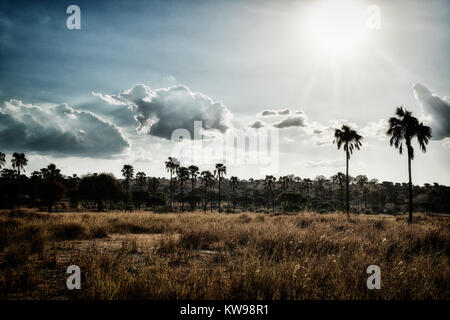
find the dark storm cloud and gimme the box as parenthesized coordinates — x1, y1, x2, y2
(0, 100, 129, 157)
(413, 83, 450, 140)
(95, 84, 232, 140)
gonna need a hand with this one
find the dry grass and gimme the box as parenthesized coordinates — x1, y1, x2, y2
(0, 209, 448, 299)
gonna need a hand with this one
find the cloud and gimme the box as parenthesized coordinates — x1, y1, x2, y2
(96, 84, 232, 139)
(273, 115, 307, 128)
(413, 83, 450, 140)
(361, 119, 388, 139)
(249, 120, 265, 129)
(0, 100, 129, 157)
(260, 108, 292, 116)
(442, 137, 450, 148)
(261, 110, 277, 116)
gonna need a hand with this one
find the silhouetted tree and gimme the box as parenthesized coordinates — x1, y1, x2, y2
(135, 171, 147, 210)
(387, 107, 431, 224)
(66, 174, 81, 210)
(39, 164, 65, 212)
(201, 170, 214, 213)
(79, 173, 124, 211)
(334, 125, 363, 217)
(165, 157, 179, 212)
(215, 163, 227, 212)
(11, 152, 27, 175)
(121, 165, 134, 212)
(264, 175, 276, 212)
(0, 152, 5, 169)
(177, 166, 189, 212)
(303, 178, 312, 211)
(230, 176, 239, 213)
(188, 165, 199, 212)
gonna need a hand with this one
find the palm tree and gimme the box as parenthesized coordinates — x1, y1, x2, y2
(386, 107, 431, 224)
(333, 125, 363, 217)
(214, 163, 227, 212)
(331, 172, 346, 210)
(355, 175, 369, 210)
(177, 166, 189, 212)
(201, 170, 214, 213)
(11, 152, 28, 175)
(135, 171, 147, 210)
(303, 178, 312, 211)
(165, 157, 179, 212)
(121, 164, 134, 212)
(264, 175, 276, 212)
(230, 176, 239, 213)
(188, 165, 199, 212)
(40, 163, 63, 181)
(0, 152, 5, 169)
(136, 172, 147, 192)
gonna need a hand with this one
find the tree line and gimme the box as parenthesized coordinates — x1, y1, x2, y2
(0, 107, 448, 223)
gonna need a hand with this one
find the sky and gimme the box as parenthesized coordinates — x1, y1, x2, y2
(0, 0, 449, 184)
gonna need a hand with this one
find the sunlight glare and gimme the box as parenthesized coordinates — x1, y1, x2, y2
(308, 0, 367, 57)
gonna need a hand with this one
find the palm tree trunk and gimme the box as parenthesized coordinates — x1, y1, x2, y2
(218, 175, 221, 213)
(232, 188, 235, 213)
(408, 151, 413, 224)
(346, 150, 349, 217)
(203, 184, 207, 213)
(125, 182, 128, 212)
(272, 191, 275, 212)
(170, 171, 173, 212)
(191, 181, 194, 212)
(210, 185, 213, 213)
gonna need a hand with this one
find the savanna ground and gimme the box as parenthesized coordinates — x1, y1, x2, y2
(0, 209, 448, 300)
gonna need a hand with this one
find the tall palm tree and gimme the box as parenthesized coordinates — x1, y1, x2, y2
(331, 172, 346, 209)
(0, 152, 5, 169)
(136, 172, 147, 192)
(386, 107, 431, 224)
(214, 163, 227, 212)
(333, 125, 363, 217)
(11, 152, 28, 175)
(165, 157, 179, 212)
(230, 176, 239, 213)
(135, 171, 147, 210)
(121, 164, 134, 212)
(303, 178, 312, 211)
(264, 175, 276, 212)
(188, 165, 199, 212)
(177, 166, 189, 212)
(201, 170, 214, 213)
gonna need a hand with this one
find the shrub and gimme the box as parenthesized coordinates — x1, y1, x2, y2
(111, 222, 150, 234)
(50, 223, 87, 240)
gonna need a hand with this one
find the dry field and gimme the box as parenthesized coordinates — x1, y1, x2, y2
(0, 209, 448, 300)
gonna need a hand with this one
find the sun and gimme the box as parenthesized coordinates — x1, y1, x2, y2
(308, 0, 367, 56)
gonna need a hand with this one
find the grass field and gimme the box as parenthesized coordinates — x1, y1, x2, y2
(0, 209, 448, 299)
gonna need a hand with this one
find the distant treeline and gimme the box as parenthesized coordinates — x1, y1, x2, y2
(0, 152, 448, 214)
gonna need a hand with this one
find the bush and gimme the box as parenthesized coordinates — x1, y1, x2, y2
(50, 223, 87, 240)
(111, 222, 150, 234)
(90, 226, 108, 238)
